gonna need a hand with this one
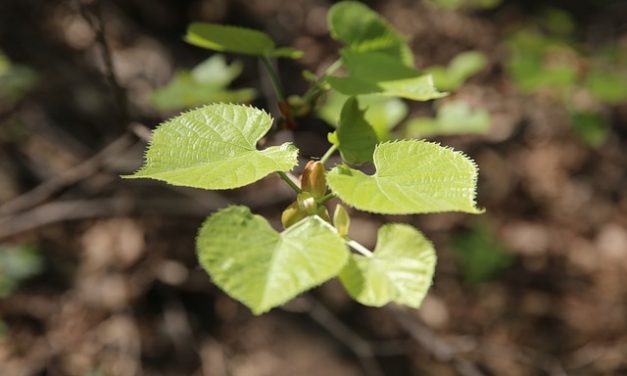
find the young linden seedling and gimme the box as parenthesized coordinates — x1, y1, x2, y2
(125, 1, 482, 314)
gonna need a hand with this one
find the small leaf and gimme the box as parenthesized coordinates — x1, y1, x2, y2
(328, 1, 414, 66)
(427, 51, 487, 91)
(151, 73, 256, 111)
(585, 68, 627, 104)
(452, 224, 513, 285)
(333, 204, 350, 238)
(327, 140, 482, 214)
(197, 206, 349, 314)
(570, 111, 609, 147)
(190, 54, 244, 86)
(185, 23, 302, 58)
(125, 104, 298, 190)
(405, 100, 490, 138)
(337, 97, 379, 165)
(339, 224, 436, 308)
(316, 91, 407, 140)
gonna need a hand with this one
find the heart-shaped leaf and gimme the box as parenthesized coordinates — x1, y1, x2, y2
(125, 104, 298, 190)
(339, 223, 436, 308)
(197, 206, 349, 314)
(186, 23, 303, 58)
(327, 140, 482, 214)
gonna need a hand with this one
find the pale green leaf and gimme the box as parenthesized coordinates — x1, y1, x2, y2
(190, 55, 244, 86)
(197, 206, 349, 314)
(185, 23, 302, 58)
(151, 72, 256, 111)
(339, 224, 436, 308)
(327, 140, 482, 214)
(151, 55, 256, 111)
(427, 51, 487, 91)
(405, 100, 490, 138)
(327, 1, 414, 66)
(125, 104, 298, 190)
(337, 97, 378, 165)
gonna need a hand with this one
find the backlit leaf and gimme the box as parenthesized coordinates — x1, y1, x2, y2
(339, 224, 436, 308)
(197, 206, 349, 314)
(125, 104, 298, 190)
(327, 140, 482, 214)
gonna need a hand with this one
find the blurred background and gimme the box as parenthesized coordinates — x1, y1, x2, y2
(1, 0, 626, 375)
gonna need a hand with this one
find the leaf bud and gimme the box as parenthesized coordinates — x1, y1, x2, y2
(333, 204, 350, 237)
(281, 201, 307, 229)
(301, 161, 327, 198)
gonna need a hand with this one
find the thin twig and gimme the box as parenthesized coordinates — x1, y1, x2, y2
(75, 0, 130, 124)
(0, 197, 216, 239)
(319, 144, 338, 165)
(388, 305, 485, 376)
(285, 296, 385, 376)
(277, 171, 302, 194)
(0, 133, 136, 216)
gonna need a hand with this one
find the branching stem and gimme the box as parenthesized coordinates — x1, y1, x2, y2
(317, 193, 337, 205)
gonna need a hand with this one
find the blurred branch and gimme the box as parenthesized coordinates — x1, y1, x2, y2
(75, 0, 130, 125)
(0, 196, 215, 239)
(388, 306, 486, 376)
(0, 133, 135, 216)
(284, 296, 387, 376)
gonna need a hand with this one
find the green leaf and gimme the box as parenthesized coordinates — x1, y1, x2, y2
(151, 55, 257, 111)
(197, 206, 349, 314)
(185, 23, 302, 58)
(427, 51, 487, 91)
(151, 72, 256, 111)
(337, 97, 379, 165)
(339, 224, 436, 308)
(405, 100, 490, 138)
(570, 111, 609, 147)
(452, 225, 513, 285)
(585, 68, 627, 104)
(190, 54, 244, 87)
(125, 104, 298, 190)
(327, 51, 446, 101)
(341, 50, 418, 82)
(317, 91, 408, 140)
(328, 1, 413, 66)
(327, 140, 482, 214)
(0, 245, 43, 298)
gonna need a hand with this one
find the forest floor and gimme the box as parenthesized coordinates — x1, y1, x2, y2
(1, 0, 626, 375)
